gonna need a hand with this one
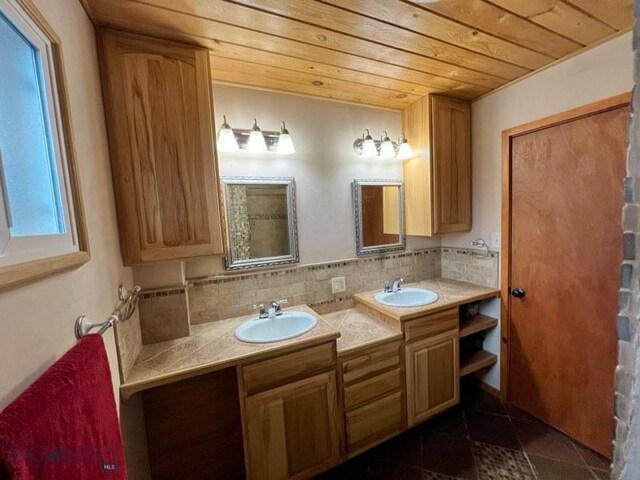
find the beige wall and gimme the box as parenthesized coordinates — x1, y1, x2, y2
(135, 86, 439, 288)
(442, 32, 634, 253)
(0, 1, 149, 478)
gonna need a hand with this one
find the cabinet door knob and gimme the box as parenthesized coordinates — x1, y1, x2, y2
(511, 288, 526, 298)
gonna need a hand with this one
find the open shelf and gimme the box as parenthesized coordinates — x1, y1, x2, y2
(460, 314, 498, 339)
(459, 350, 497, 377)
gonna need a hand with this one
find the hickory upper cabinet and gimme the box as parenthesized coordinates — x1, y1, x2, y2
(402, 95, 471, 236)
(98, 30, 224, 264)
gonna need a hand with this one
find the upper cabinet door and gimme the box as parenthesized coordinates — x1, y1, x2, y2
(430, 95, 472, 234)
(98, 30, 223, 265)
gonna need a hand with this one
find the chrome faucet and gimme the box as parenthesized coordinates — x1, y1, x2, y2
(252, 299, 288, 319)
(382, 278, 404, 293)
(391, 277, 404, 292)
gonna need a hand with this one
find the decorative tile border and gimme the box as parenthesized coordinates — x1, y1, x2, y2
(140, 287, 186, 299)
(189, 248, 441, 288)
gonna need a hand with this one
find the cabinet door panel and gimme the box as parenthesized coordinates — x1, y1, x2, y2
(406, 329, 459, 426)
(244, 372, 340, 480)
(99, 30, 223, 264)
(430, 95, 471, 233)
(346, 390, 403, 455)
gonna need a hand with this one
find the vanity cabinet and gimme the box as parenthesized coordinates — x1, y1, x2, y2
(405, 328, 459, 426)
(402, 94, 471, 236)
(243, 372, 341, 480)
(340, 340, 405, 456)
(239, 342, 341, 480)
(98, 29, 224, 264)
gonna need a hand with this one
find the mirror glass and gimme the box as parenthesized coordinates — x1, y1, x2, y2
(353, 180, 405, 255)
(222, 177, 299, 270)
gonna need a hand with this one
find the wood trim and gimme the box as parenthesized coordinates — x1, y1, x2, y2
(499, 92, 631, 401)
(0, 251, 90, 292)
(0, 0, 91, 292)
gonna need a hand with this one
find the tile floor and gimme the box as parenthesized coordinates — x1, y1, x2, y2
(316, 381, 611, 480)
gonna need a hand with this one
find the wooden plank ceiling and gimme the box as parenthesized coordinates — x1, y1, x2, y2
(82, 0, 633, 110)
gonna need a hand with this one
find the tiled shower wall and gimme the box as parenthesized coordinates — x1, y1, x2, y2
(135, 247, 499, 345)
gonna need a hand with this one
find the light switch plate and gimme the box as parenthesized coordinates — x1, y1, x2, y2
(491, 232, 501, 249)
(331, 276, 346, 294)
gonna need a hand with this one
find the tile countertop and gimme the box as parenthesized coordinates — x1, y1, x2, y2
(120, 305, 339, 400)
(354, 277, 500, 322)
(322, 308, 403, 356)
(120, 278, 498, 400)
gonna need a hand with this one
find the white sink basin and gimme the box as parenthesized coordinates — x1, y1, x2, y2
(235, 311, 317, 343)
(374, 288, 439, 308)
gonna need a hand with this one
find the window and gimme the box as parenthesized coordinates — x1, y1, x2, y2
(0, 0, 87, 288)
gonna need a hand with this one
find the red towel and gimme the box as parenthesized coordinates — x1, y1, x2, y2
(0, 335, 127, 479)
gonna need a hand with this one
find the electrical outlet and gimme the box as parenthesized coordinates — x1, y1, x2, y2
(491, 232, 501, 249)
(331, 276, 346, 294)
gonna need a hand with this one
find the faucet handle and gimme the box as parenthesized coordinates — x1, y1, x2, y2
(251, 303, 266, 318)
(382, 280, 390, 292)
(271, 299, 288, 312)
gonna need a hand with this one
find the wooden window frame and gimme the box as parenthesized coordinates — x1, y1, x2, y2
(0, 0, 89, 292)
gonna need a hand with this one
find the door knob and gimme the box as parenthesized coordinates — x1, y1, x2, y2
(511, 288, 525, 298)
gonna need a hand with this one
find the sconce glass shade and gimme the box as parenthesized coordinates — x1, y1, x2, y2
(247, 118, 268, 153)
(217, 115, 239, 152)
(361, 129, 378, 158)
(396, 134, 414, 160)
(379, 131, 395, 159)
(277, 122, 296, 154)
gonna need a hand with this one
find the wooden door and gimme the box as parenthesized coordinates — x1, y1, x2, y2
(406, 329, 459, 426)
(430, 95, 471, 233)
(508, 103, 629, 457)
(98, 30, 224, 264)
(243, 372, 341, 480)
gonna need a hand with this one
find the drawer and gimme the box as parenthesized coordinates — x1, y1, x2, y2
(346, 391, 403, 454)
(341, 340, 401, 385)
(241, 342, 335, 395)
(404, 308, 458, 343)
(344, 368, 402, 411)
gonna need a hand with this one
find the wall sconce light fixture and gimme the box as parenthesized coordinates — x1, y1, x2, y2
(217, 117, 296, 154)
(396, 133, 414, 160)
(353, 130, 414, 159)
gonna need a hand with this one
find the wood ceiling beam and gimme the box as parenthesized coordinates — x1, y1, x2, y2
(321, 0, 554, 69)
(226, 0, 529, 79)
(410, 0, 583, 57)
(486, 0, 616, 44)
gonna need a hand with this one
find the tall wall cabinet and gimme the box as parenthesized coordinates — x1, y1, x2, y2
(402, 94, 472, 236)
(98, 30, 224, 264)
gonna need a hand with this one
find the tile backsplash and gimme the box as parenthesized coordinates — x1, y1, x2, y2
(188, 247, 442, 325)
(441, 248, 499, 288)
(132, 247, 498, 347)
